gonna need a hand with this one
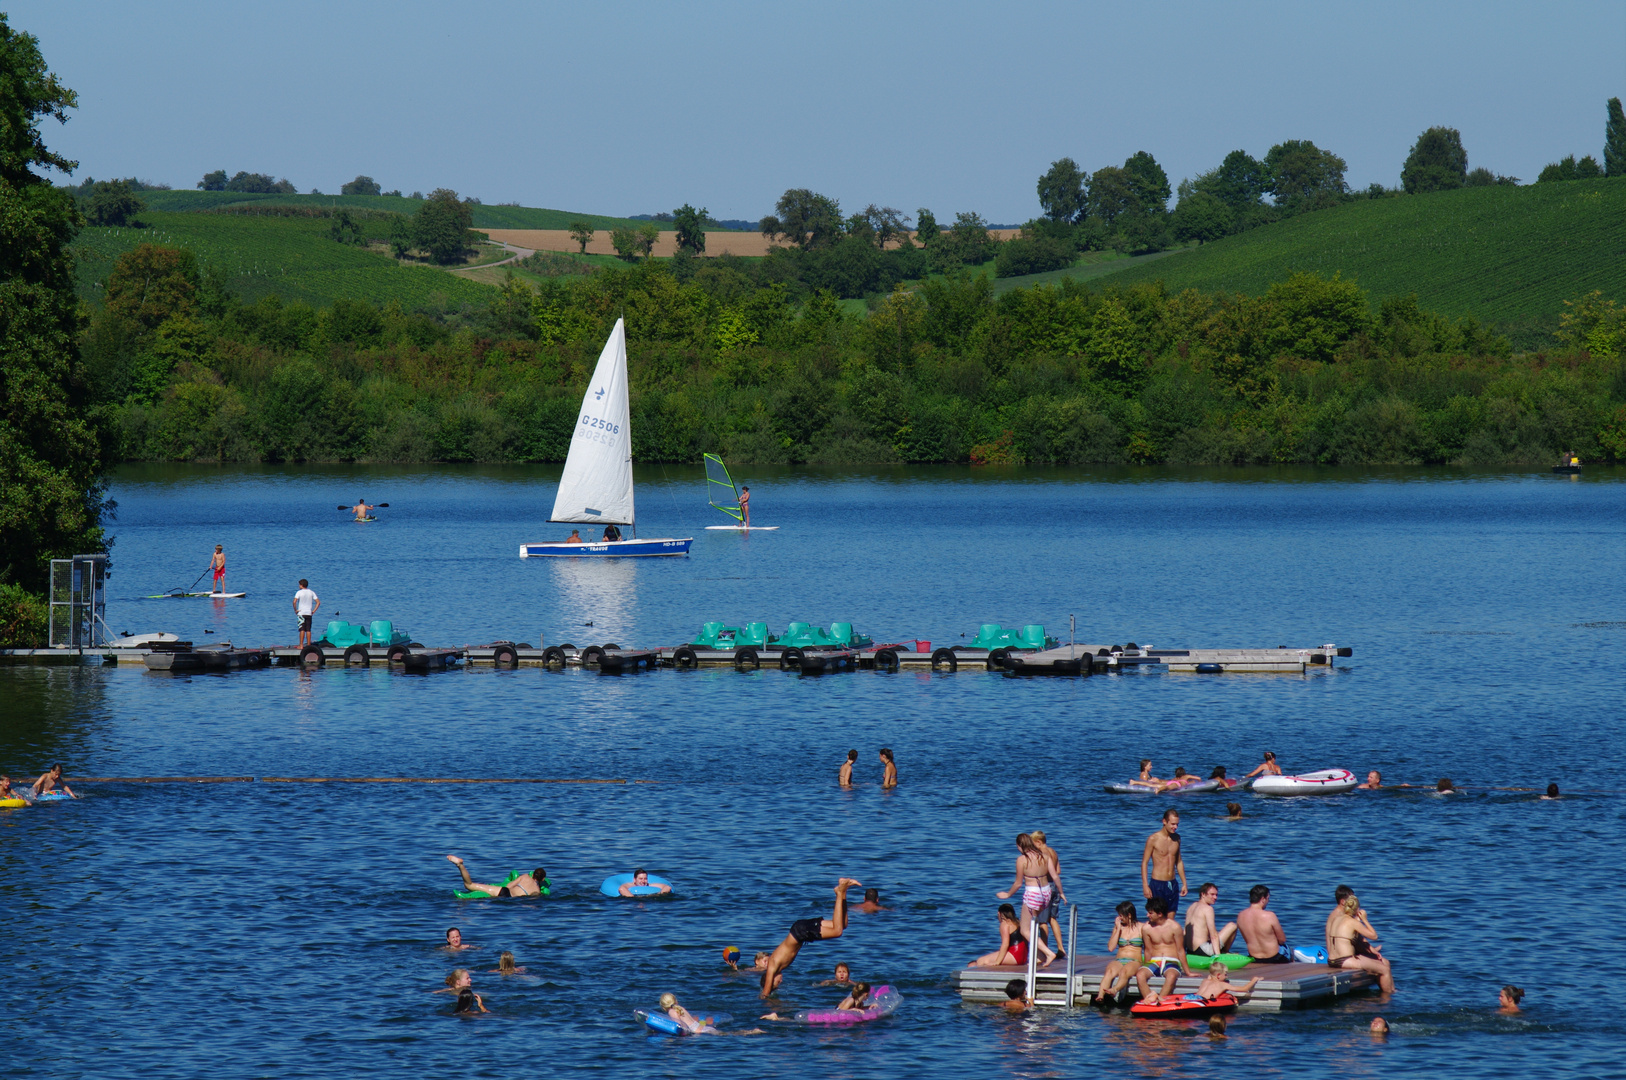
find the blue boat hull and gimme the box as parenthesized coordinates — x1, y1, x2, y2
(519, 537, 692, 558)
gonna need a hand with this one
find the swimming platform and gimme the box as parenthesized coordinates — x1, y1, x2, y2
(956, 955, 1375, 1010)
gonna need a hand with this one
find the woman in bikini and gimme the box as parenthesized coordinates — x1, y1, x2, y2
(996, 833, 1065, 951)
(1098, 901, 1145, 1004)
(974, 903, 1050, 966)
(1328, 894, 1394, 993)
(1128, 759, 1162, 790)
(1244, 751, 1282, 781)
(446, 854, 546, 897)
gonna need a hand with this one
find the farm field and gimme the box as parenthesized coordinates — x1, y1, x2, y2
(137, 190, 652, 232)
(1085, 177, 1626, 341)
(73, 211, 496, 309)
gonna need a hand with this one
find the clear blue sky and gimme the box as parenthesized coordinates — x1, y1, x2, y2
(15, 0, 1625, 222)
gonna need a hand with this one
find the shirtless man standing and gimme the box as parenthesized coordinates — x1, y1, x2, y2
(1184, 882, 1238, 957)
(1236, 884, 1290, 963)
(1141, 809, 1187, 915)
(760, 878, 862, 998)
(839, 749, 857, 787)
(997, 833, 1064, 945)
(209, 545, 226, 594)
(446, 855, 547, 897)
(1133, 897, 1190, 1005)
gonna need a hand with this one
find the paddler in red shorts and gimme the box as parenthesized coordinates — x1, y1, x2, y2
(210, 545, 226, 594)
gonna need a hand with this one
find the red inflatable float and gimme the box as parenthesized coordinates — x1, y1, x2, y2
(1129, 991, 1238, 1018)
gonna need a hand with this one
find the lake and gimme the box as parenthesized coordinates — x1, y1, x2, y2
(2, 463, 1622, 1077)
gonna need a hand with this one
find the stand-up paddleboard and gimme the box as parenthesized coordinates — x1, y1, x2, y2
(703, 525, 779, 531)
(1251, 769, 1358, 796)
(145, 592, 247, 599)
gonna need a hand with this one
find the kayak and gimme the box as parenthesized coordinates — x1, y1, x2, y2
(1104, 778, 1223, 795)
(1252, 769, 1358, 796)
(1130, 991, 1237, 1018)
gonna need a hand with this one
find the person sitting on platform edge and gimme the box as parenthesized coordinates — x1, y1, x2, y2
(602, 524, 621, 541)
(1327, 892, 1394, 992)
(1237, 884, 1291, 963)
(1184, 883, 1238, 957)
(1099, 901, 1145, 1004)
(972, 903, 1045, 967)
(1133, 896, 1190, 1005)
(446, 855, 548, 897)
(619, 868, 672, 896)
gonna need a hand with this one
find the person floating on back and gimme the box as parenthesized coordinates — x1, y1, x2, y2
(759, 878, 862, 998)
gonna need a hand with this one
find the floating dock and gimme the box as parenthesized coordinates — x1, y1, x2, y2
(956, 955, 1374, 1010)
(2, 641, 1351, 676)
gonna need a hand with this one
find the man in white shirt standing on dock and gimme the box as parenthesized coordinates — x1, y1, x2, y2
(293, 579, 320, 647)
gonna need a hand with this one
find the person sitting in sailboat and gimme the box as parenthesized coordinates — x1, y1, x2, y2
(603, 525, 621, 541)
(564, 530, 583, 544)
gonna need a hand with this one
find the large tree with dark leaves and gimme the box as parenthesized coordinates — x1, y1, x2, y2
(0, 13, 112, 598)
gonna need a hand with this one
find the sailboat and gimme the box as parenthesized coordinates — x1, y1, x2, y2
(703, 453, 778, 530)
(519, 319, 692, 558)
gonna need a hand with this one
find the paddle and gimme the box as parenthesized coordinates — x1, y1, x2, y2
(336, 503, 389, 509)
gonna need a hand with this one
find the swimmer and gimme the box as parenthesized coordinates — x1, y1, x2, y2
(454, 987, 487, 1014)
(817, 962, 853, 986)
(1225, 802, 1243, 820)
(855, 887, 890, 913)
(1002, 978, 1031, 1011)
(998, 832, 1065, 946)
(443, 928, 474, 952)
(446, 855, 547, 897)
(489, 952, 526, 975)
(1209, 765, 1231, 785)
(760, 983, 871, 1021)
(1369, 1016, 1390, 1035)
(1208, 1015, 1228, 1038)
(30, 765, 75, 799)
(435, 968, 472, 994)
(722, 946, 741, 971)
(1499, 984, 1524, 1013)
(879, 747, 898, 788)
(619, 868, 671, 896)
(0, 776, 29, 804)
(1133, 896, 1190, 1005)
(760, 878, 862, 998)
(1436, 777, 1458, 794)
(839, 749, 857, 787)
(1195, 965, 1259, 1002)
(1099, 901, 1145, 1004)
(1541, 783, 1560, 800)
(1359, 770, 1382, 789)
(658, 992, 719, 1033)
(1243, 751, 1282, 780)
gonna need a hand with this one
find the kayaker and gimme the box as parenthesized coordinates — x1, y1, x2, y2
(350, 498, 374, 521)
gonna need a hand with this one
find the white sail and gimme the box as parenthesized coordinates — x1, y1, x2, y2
(550, 318, 635, 526)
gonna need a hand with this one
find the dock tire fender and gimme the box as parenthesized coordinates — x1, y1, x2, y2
(343, 644, 370, 667)
(672, 646, 698, 669)
(874, 648, 900, 671)
(300, 644, 325, 667)
(779, 646, 804, 670)
(987, 647, 1009, 671)
(601, 642, 621, 651)
(558, 643, 576, 651)
(492, 644, 518, 668)
(386, 644, 411, 665)
(542, 646, 568, 668)
(734, 647, 760, 671)
(580, 646, 604, 667)
(930, 647, 958, 672)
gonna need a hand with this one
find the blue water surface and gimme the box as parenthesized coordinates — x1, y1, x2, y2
(2, 463, 1622, 1078)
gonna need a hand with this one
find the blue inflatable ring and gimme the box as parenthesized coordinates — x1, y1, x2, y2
(601, 872, 673, 897)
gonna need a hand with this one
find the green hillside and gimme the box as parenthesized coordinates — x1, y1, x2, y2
(137, 189, 660, 231)
(1088, 177, 1626, 344)
(73, 211, 496, 309)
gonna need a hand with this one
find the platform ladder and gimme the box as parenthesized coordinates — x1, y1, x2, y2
(48, 555, 111, 651)
(1024, 903, 1079, 1008)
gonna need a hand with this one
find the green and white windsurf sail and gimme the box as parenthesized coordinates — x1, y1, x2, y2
(704, 454, 743, 523)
